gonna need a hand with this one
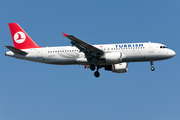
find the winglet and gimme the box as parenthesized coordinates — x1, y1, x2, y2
(62, 32, 67, 37)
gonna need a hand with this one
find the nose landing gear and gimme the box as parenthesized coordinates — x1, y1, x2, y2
(150, 61, 155, 71)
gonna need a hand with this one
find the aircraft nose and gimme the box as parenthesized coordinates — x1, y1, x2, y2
(169, 49, 176, 57)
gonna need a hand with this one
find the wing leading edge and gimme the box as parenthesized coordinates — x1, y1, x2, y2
(63, 33, 104, 58)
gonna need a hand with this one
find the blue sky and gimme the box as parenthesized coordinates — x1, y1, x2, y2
(1, 0, 180, 120)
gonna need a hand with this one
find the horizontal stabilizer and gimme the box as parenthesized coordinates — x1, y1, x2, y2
(5, 46, 27, 54)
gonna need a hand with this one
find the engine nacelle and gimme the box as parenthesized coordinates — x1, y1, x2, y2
(105, 62, 128, 73)
(104, 52, 122, 63)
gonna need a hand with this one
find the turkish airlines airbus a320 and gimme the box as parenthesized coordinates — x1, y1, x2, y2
(5, 23, 176, 77)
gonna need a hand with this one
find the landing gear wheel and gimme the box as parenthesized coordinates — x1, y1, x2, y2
(151, 67, 155, 71)
(150, 61, 155, 71)
(90, 64, 95, 71)
(94, 71, 100, 78)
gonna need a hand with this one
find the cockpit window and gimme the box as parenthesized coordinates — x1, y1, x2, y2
(160, 46, 167, 49)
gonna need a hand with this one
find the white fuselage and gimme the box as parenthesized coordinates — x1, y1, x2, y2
(5, 42, 175, 65)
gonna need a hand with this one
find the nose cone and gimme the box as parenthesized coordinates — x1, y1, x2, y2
(169, 49, 176, 58)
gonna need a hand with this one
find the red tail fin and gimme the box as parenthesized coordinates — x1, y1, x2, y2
(8, 23, 41, 49)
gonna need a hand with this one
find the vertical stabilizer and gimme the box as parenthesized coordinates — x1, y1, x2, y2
(8, 23, 41, 49)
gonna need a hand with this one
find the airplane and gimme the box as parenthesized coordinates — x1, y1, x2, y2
(5, 23, 176, 78)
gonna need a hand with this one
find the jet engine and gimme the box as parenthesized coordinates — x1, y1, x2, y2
(105, 62, 128, 73)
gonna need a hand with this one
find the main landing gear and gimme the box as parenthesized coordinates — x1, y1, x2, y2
(150, 61, 155, 71)
(90, 64, 95, 71)
(94, 71, 100, 78)
(90, 64, 100, 78)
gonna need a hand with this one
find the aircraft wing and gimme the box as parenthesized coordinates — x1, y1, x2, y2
(63, 33, 104, 57)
